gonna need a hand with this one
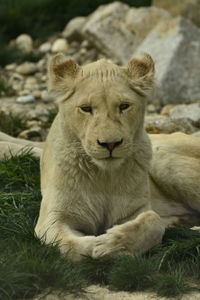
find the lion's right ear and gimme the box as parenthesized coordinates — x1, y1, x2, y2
(48, 53, 80, 93)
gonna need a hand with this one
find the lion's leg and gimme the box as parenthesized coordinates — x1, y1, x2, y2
(35, 214, 97, 261)
(92, 210, 165, 259)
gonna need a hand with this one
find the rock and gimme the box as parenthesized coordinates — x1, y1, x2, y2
(125, 6, 171, 47)
(24, 77, 38, 90)
(147, 104, 157, 114)
(51, 38, 69, 53)
(41, 90, 55, 102)
(62, 17, 87, 41)
(37, 59, 47, 72)
(16, 95, 36, 103)
(16, 62, 38, 75)
(169, 103, 200, 127)
(32, 90, 42, 99)
(145, 114, 196, 134)
(181, 0, 200, 28)
(18, 127, 45, 141)
(153, 0, 188, 16)
(82, 2, 134, 64)
(5, 63, 17, 71)
(192, 131, 200, 138)
(39, 42, 51, 53)
(134, 17, 200, 105)
(160, 104, 176, 116)
(0, 97, 56, 121)
(15, 34, 33, 53)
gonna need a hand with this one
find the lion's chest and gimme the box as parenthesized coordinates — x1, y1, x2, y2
(75, 174, 147, 235)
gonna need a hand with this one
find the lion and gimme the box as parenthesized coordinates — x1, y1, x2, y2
(33, 52, 200, 261)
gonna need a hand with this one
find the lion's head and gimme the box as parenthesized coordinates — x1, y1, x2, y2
(48, 53, 154, 169)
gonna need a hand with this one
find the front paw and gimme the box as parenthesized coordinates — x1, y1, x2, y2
(92, 228, 126, 259)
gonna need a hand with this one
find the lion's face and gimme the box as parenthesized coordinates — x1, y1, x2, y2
(49, 54, 154, 169)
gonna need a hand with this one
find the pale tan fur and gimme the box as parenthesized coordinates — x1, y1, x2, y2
(19, 52, 200, 261)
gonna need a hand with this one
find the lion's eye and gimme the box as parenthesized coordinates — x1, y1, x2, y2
(119, 103, 130, 112)
(80, 106, 92, 113)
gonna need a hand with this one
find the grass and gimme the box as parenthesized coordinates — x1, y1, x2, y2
(0, 111, 27, 137)
(0, 43, 43, 67)
(0, 0, 151, 43)
(0, 152, 200, 299)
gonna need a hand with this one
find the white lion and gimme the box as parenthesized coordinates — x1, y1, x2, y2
(1, 52, 200, 261)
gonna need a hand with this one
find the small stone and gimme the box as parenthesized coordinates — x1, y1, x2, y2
(15, 34, 33, 53)
(18, 90, 31, 96)
(16, 62, 38, 75)
(41, 90, 54, 102)
(32, 90, 42, 99)
(18, 127, 43, 141)
(26, 77, 37, 85)
(41, 75, 47, 82)
(147, 104, 157, 113)
(39, 42, 51, 53)
(16, 95, 36, 103)
(160, 104, 176, 115)
(27, 120, 42, 129)
(5, 63, 17, 71)
(51, 38, 69, 53)
(37, 59, 47, 72)
(80, 40, 90, 49)
(62, 17, 86, 41)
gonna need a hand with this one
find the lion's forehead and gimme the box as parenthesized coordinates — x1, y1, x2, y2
(77, 59, 126, 82)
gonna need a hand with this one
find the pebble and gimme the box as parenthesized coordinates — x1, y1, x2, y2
(16, 62, 38, 75)
(15, 33, 33, 53)
(51, 38, 69, 53)
(16, 95, 36, 103)
(39, 42, 51, 53)
(41, 90, 55, 102)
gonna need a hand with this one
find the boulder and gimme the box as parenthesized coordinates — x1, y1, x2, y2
(169, 103, 200, 128)
(15, 34, 33, 53)
(152, 0, 188, 16)
(82, 2, 133, 64)
(125, 6, 171, 48)
(181, 0, 200, 28)
(62, 17, 87, 42)
(134, 17, 200, 105)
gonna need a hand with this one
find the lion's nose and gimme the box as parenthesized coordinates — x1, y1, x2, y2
(97, 139, 123, 151)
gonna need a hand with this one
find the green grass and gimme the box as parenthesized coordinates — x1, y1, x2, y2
(0, 78, 7, 93)
(0, 111, 28, 137)
(0, 152, 200, 299)
(0, 43, 43, 67)
(0, 0, 151, 43)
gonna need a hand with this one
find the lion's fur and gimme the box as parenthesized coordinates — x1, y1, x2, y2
(3, 53, 198, 261)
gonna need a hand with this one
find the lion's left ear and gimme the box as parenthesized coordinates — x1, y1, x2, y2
(48, 53, 80, 93)
(125, 52, 155, 90)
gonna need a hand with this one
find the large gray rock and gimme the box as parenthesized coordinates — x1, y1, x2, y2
(82, 2, 171, 65)
(134, 17, 200, 105)
(82, 1, 133, 64)
(169, 103, 200, 127)
(125, 6, 171, 48)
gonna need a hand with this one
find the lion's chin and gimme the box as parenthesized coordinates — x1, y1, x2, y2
(91, 157, 125, 170)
